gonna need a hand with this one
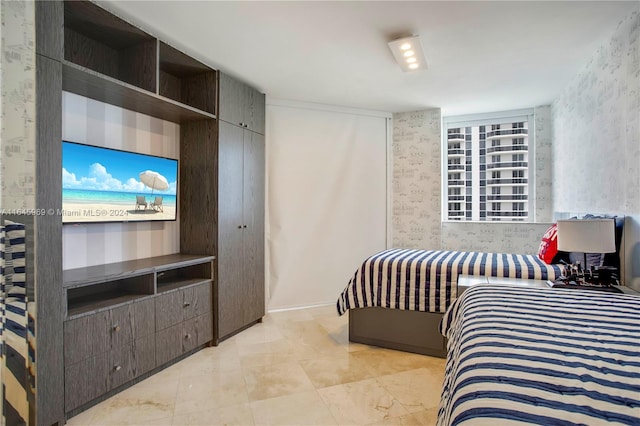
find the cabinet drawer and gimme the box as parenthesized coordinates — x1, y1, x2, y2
(183, 282, 211, 320)
(133, 297, 155, 338)
(65, 352, 109, 411)
(155, 323, 182, 366)
(155, 291, 184, 331)
(109, 334, 155, 390)
(183, 312, 213, 352)
(64, 311, 109, 365)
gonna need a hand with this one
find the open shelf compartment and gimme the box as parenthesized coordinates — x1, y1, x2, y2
(64, 0, 157, 93)
(159, 42, 217, 115)
(156, 261, 213, 293)
(67, 274, 154, 318)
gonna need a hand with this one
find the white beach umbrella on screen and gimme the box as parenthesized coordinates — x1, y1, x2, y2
(139, 170, 169, 195)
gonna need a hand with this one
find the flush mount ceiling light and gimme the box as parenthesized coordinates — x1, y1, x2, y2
(388, 35, 427, 72)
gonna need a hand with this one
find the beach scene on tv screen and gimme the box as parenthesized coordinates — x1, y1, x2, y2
(62, 142, 178, 223)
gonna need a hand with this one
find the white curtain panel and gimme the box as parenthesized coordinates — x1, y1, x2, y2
(266, 101, 388, 310)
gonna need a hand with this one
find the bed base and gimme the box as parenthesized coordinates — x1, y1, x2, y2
(349, 307, 446, 358)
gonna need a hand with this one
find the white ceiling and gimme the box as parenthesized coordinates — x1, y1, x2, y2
(101, 1, 638, 116)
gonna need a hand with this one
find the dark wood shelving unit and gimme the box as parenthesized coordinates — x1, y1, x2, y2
(62, 1, 217, 124)
(62, 61, 216, 123)
(159, 42, 217, 115)
(64, 0, 157, 92)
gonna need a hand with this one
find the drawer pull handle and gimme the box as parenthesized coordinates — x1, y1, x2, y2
(184, 302, 191, 307)
(113, 325, 121, 332)
(185, 333, 191, 339)
(114, 365, 122, 372)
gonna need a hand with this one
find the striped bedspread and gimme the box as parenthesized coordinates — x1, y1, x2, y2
(438, 285, 640, 425)
(336, 248, 561, 315)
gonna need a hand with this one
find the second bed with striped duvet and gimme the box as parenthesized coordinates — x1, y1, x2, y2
(337, 248, 562, 315)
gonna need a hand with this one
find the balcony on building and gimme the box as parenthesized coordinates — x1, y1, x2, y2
(486, 178, 528, 185)
(486, 194, 528, 201)
(447, 133, 465, 142)
(486, 144, 528, 155)
(447, 148, 465, 157)
(448, 211, 466, 217)
(485, 161, 528, 171)
(447, 163, 465, 171)
(486, 128, 528, 139)
(486, 211, 529, 218)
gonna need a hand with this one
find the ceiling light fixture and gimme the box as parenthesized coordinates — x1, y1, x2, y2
(388, 35, 427, 72)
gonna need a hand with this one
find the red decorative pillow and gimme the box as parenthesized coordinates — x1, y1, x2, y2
(538, 224, 559, 264)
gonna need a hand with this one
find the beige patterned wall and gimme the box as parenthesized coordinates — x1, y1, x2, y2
(391, 109, 442, 249)
(552, 6, 640, 289)
(0, 0, 36, 209)
(62, 92, 180, 270)
(392, 106, 555, 254)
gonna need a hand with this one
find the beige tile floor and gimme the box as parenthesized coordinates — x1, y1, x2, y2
(67, 305, 445, 426)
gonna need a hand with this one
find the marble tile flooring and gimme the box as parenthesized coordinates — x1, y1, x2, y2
(67, 305, 446, 426)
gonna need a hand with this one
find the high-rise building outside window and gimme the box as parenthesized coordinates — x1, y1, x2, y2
(442, 109, 534, 221)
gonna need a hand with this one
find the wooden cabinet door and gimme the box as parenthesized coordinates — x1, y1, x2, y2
(219, 72, 248, 127)
(217, 121, 245, 340)
(64, 311, 109, 365)
(155, 290, 184, 331)
(183, 282, 211, 321)
(248, 89, 265, 135)
(242, 131, 266, 325)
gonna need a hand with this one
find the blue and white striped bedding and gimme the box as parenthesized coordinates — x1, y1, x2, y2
(336, 248, 562, 315)
(438, 285, 640, 425)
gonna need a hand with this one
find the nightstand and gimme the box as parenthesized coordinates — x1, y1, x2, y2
(457, 275, 548, 294)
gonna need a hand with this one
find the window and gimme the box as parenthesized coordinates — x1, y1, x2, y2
(443, 109, 533, 221)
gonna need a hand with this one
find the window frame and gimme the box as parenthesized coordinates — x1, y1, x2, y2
(441, 108, 536, 223)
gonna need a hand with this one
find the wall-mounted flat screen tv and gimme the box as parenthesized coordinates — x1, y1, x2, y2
(62, 141, 178, 224)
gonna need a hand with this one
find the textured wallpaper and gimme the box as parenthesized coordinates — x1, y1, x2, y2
(392, 106, 555, 254)
(391, 109, 442, 249)
(0, 0, 36, 209)
(553, 7, 640, 215)
(552, 6, 640, 289)
(62, 92, 180, 270)
(534, 105, 553, 222)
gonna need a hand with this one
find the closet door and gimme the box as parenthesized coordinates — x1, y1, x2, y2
(219, 72, 248, 127)
(242, 131, 265, 325)
(217, 121, 245, 339)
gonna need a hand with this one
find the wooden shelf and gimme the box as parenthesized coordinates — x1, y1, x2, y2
(63, 253, 214, 289)
(64, 254, 213, 319)
(64, 0, 157, 92)
(159, 42, 217, 115)
(67, 292, 151, 319)
(62, 61, 216, 124)
(157, 278, 212, 294)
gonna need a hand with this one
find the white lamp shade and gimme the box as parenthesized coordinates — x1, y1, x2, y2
(556, 219, 616, 253)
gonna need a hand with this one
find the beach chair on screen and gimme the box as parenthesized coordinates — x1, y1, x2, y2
(135, 195, 147, 211)
(150, 196, 163, 212)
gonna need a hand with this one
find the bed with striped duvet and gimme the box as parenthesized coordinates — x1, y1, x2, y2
(336, 248, 562, 315)
(438, 285, 640, 425)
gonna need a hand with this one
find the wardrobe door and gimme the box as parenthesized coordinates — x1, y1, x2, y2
(219, 73, 248, 127)
(217, 121, 245, 339)
(242, 131, 265, 325)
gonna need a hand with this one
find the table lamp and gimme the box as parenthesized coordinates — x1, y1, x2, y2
(556, 218, 616, 282)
